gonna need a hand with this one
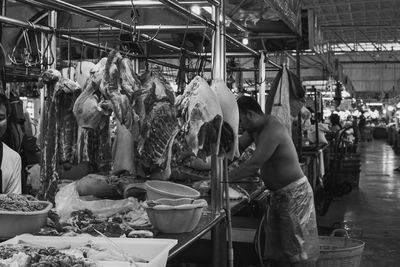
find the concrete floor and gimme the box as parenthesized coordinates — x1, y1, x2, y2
(317, 139, 400, 267)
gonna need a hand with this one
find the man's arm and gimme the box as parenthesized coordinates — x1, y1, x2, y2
(238, 131, 254, 154)
(229, 126, 280, 182)
(7, 154, 22, 194)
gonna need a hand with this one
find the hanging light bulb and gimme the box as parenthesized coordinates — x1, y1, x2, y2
(242, 38, 249, 45)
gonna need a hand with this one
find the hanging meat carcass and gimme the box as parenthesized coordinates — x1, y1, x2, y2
(55, 77, 82, 165)
(210, 79, 239, 160)
(137, 70, 179, 180)
(39, 70, 81, 202)
(176, 76, 223, 159)
(73, 58, 109, 129)
(112, 120, 136, 175)
(101, 51, 141, 175)
(101, 51, 141, 132)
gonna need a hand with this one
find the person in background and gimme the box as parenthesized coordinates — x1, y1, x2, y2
(358, 111, 366, 137)
(329, 113, 342, 133)
(229, 96, 319, 267)
(0, 94, 22, 194)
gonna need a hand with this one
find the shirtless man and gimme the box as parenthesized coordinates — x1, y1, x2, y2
(229, 96, 319, 267)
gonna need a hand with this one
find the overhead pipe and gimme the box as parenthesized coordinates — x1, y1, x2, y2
(205, 0, 220, 7)
(0, 14, 54, 33)
(158, 0, 216, 29)
(57, 25, 207, 34)
(17, 0, 199, 56)
(158, 0, 257, 56)
(77, 0, 211, 9)
(13, 0, 54, 10)
(226, 35, 259, 56)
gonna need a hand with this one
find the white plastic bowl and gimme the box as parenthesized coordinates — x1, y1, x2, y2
(143, 198, 208, 233)
(145, 180, 200, 200)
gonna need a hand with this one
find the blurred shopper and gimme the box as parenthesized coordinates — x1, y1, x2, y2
(329, 113, 342, 133)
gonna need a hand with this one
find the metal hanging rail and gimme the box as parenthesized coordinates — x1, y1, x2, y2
(57, 25, 207, 34)
(78, 0, 211, 9)
(0, 14, 54, 33)
(16, 0, 255, 56)
(16, 0, 199, 56)
(157, 0, 216, 29)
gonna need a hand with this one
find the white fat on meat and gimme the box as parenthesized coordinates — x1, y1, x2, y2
(176, 76, 223, 156)
(73, 59, 111, 129)
(61, 67, 75, 80)
(73, 78, 104, 129)
(211, 79, 240, 159)
(112, 120, 136, 175)
(74, 61, 95, 88)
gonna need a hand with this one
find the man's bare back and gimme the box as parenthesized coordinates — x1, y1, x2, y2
(255, 115, 304, 191)
(230, 113, 304, 191)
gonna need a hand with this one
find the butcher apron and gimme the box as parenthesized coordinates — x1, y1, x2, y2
(263, 176, 320, 263)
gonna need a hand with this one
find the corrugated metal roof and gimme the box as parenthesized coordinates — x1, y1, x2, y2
(304, 0, 400, 47)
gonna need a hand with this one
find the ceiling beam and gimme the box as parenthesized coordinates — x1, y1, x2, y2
(315, 7, 400, 16)
(321, 24, 394, 28)
(319, 17, 400, 25)
(341, 60, 400, 64)
(304, 0, 400, 9)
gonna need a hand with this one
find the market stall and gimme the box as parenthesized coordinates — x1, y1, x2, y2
(0, 0, 308, 266)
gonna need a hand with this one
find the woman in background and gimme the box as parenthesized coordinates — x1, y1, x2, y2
(330, 113, 342, 133)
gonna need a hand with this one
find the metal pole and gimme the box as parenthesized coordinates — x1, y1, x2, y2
(48, 11, 57, 69)
(78, 0, 211, 9)
(211, 4, 224, 267)
(0, 14, 53, 33)
(220, 0, 226, 80)
(296, 39, 303, 157)
(57, 25, 207, 34)
(158, 0, 216, 29)
(314, 85, 319, 147)
(206, 0, 220, 6)
(211, 5, 221, 80)
(225, 35, 259, 56)
(259, 52, 266, 112)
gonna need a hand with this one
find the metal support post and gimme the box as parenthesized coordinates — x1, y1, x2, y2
(296, 39, 303, 157)
(48, 11, 57, 69)
(258, 52, 266, 112)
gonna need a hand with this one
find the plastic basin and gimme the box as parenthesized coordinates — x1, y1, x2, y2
(145, 180, 200, 200)
(0, 201, 52, 239)
(143, 198, 208, 233)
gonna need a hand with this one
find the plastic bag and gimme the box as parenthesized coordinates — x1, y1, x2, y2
(55, 182, 140, 222)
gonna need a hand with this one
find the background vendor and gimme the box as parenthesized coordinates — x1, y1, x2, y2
(0, 94, 22, 194)
(229, 96, 319, 267)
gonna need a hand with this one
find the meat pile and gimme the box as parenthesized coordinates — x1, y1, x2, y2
(0, 194, 46, 212)
(0, 244, 95, 267)
(37, 208, 152, 238)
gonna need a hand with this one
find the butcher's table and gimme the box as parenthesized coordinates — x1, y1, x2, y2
(156, 178, 265, 267)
